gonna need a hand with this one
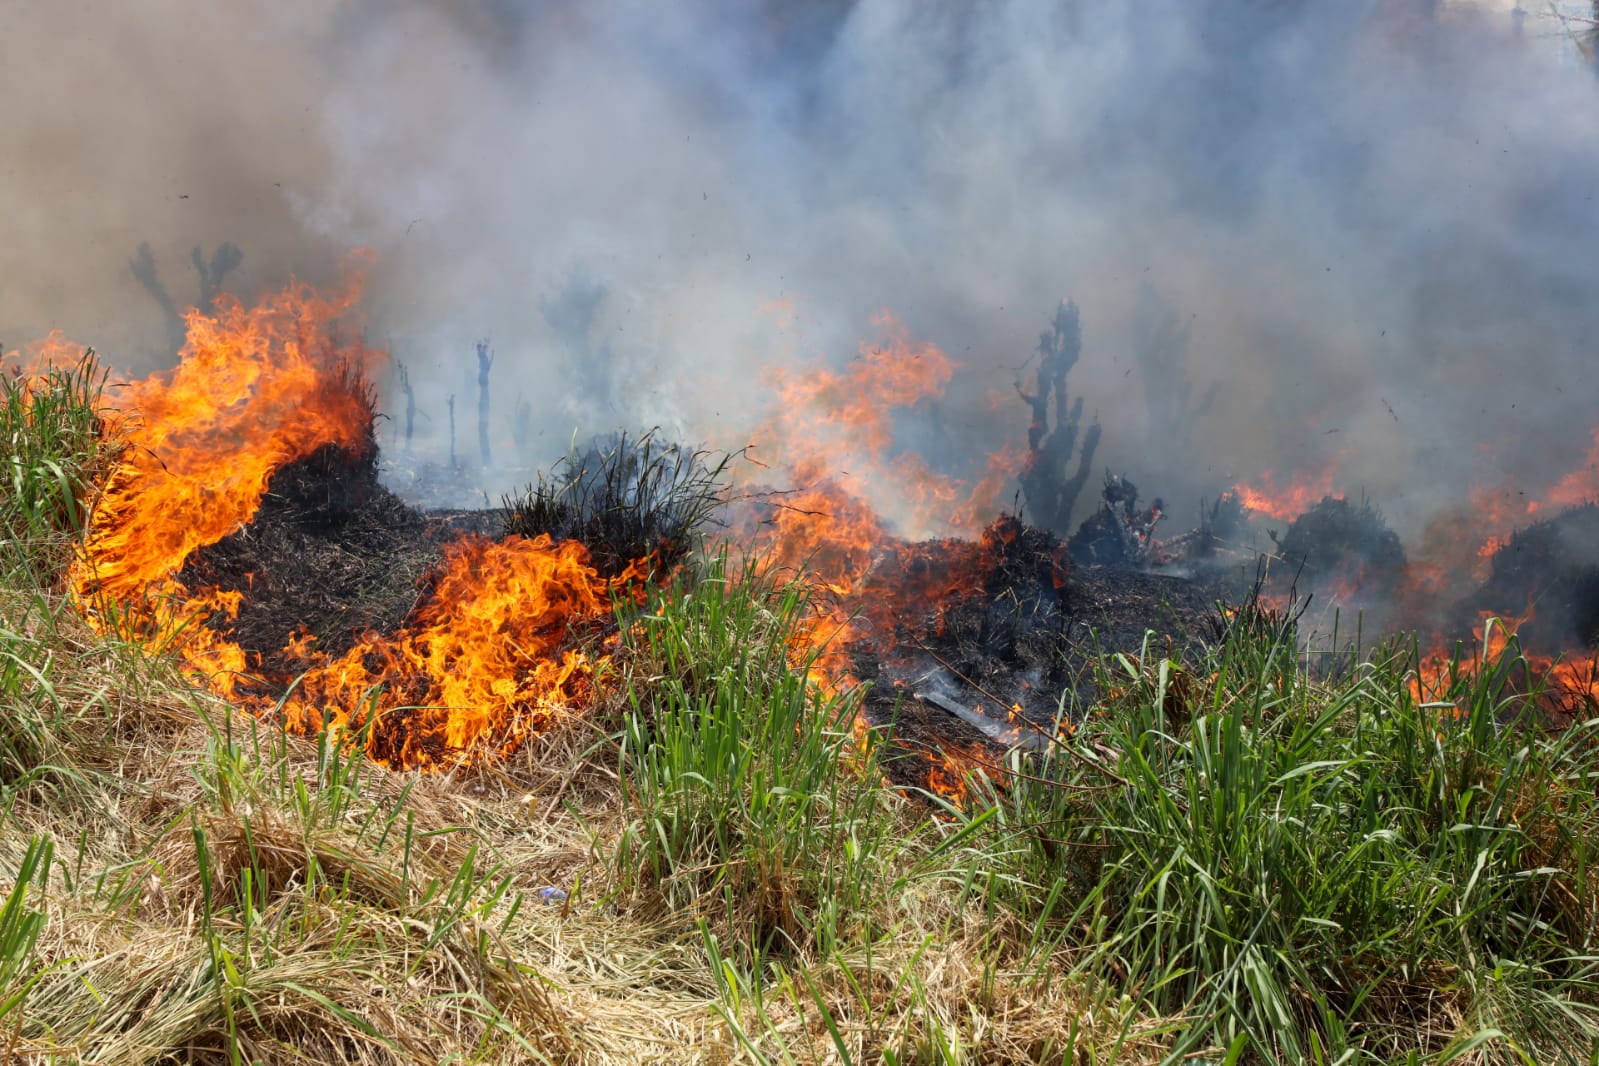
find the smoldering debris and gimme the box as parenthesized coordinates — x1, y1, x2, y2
(1464, 503, 1599, 652)
(1267, 495, 1408, 606)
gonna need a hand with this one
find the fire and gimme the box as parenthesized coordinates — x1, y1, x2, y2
(766, 310, 955, 477)
(279, 534, 644, 769)
(2, 330, 97, 387)
(717, 311, 1046, 802)
(62, 269, 382, 699)
(40, 271, 1037, 787)
(1233, 459, 1341, 522)
(1412, 605, 1599, 724)
(71, 269, 378, 613)
(733, 313, 1029, 674)
(61, 267, 636, 768)
(1533, 425, 1599, 516)
(756, 311, 1022, 541)
(924, 744, 982, 806)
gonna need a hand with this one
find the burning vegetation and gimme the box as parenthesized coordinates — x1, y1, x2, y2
(3, 266, 1599, 1062)
(17, 263, 1599, 780)
(8, 2, 1599, 1059)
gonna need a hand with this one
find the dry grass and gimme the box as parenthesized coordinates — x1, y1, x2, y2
(0, 589, 1162, 1065)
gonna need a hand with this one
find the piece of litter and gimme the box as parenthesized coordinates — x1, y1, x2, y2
(538, 887, 568, 905)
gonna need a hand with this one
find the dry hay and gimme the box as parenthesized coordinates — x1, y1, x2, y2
(0, 599, 1179, 1063)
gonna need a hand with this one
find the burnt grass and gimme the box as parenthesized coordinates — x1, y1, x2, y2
(846, 517, 1238, 787)
(179, 442, 1251, 784)
(178, 442, 504, 690)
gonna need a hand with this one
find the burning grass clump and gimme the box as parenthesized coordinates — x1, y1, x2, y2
(168, 357, 458, 687)
(1269, 493, 1407, 604)
(963, 608, 1599, 1064)
(504, 430, 731, 578)
(842, 512, 1228, 787)
(177, 442, 445, 687)
(1470, 501, 1599, 650)
(855, 515, 1071, 684)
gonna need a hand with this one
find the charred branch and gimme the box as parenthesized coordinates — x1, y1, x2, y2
(129, 242, 243, 355)
(1017, 301, 1101, 537)
(1159, 492, 1247, 564)
(476, 339, 493, 469)
(1068, 473, 1164, 568)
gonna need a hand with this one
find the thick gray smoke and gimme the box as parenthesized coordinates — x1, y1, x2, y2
(5, 0, 1597, 537)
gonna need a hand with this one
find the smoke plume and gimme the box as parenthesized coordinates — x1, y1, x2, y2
(5, 0, 1597, 537)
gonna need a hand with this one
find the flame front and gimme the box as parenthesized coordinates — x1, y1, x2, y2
(61, 270, 634, 769)
(728, 318, 1021, 712)
(280, 534, 643, 769)
(717, 316, 1048, 801)
(1233, 458, 1341, 522)
(72, 272, 378, 611)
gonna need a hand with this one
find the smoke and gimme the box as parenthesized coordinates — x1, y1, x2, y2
(5, 0, 1598, 537)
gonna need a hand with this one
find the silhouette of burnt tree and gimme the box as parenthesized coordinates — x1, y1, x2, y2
(1016, 301, 1100, 537)
(129, 241, 242, 355)
(396, 362, 417, 457)
(475, 339, 493, 469)
(540, 273, 618, 425)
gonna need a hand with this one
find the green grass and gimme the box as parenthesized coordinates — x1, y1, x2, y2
(611, 552, 894, 962)
(0, 352, 115, 586)
(968, 603, 1599, 1063)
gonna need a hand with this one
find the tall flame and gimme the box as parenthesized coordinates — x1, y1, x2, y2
(1232, 458, 1341, 522)
(61, 267, 637, 768)
(279, 534, 644, 769)
(720, 314, 1043, 801)
(730, 311, 1025, 701)
(71, 270, 378, 608)
(756, 311, 1021, 541)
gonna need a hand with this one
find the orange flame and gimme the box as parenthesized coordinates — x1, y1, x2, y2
(756, 311, 1022, 540)
(1, 330, 97, 388)
(1412, 604, 1599, 724)
(280, 534, 643, 769)
(1533, 426, 1599, 517)
(1232, 458, 1341, 522)
(61, 266, 638, 768)
(72, 268, 379, 611)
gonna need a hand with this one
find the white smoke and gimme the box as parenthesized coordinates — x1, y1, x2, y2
(4, 0, 1597, 535)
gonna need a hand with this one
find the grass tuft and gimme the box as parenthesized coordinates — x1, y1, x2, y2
(0, 352, 117, 586)
(504, 430, 732, 578)
(612, 551, 893, 962)
(969, 611, 1599, 1063)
